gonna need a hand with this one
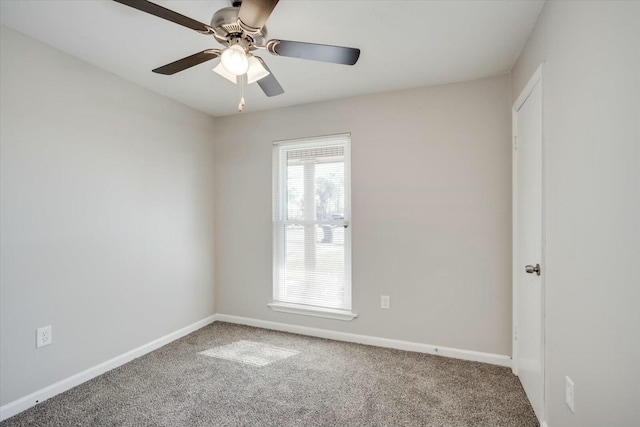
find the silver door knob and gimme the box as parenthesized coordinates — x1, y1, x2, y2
(525, 264, 541, 276)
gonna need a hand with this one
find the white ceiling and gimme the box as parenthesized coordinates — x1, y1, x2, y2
(0, 0, 544, 117)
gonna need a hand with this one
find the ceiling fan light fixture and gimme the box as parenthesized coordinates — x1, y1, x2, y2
(212, 62, 237, 83)
(220, 45, 249, 75)
(246, 56, 270, 84)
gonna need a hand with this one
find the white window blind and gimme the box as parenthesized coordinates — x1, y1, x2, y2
(272, 134, 352, 312)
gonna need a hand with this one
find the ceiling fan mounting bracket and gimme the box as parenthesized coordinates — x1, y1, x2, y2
(237, 20, 261, 35)
(197, 28, 216, 36)
(266, 39, 280, 55)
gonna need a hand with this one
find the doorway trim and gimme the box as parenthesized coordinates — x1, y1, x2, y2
(512, 63, 547, 421)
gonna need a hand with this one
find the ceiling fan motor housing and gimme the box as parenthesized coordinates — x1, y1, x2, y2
(210, 6, 267, 48)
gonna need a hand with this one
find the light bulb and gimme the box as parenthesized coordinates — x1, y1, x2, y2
(221, 45, 249, 76)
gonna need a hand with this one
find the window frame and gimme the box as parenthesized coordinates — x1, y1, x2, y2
(270, 134, 356, 321)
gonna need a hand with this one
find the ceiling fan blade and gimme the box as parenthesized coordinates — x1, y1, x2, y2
(255, 57, 284, 97)
(113, 0, 213, 34)
(152, 50, 221, 75)
(237, 0, 279, 33)
(267, 40, 360, 65)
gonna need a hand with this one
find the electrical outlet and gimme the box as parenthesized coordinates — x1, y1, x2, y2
(380, 295, 390, 309)
(36, 325, 52, 348)
(565, 376, 575, 412)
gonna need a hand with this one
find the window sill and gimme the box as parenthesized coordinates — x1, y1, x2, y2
(267, 302, 358, 321)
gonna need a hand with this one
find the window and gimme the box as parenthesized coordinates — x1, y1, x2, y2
(270, 134, 355, 321)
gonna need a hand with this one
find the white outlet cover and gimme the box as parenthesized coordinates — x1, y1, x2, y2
(381, 295, 390, 309)
(36, 325, 52, 348)
(565, 376, 575, 412)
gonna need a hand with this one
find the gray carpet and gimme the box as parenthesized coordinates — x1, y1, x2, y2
(1, 322, 538, 427)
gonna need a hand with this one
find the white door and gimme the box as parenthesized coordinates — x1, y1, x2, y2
(513, 68, 544, 421)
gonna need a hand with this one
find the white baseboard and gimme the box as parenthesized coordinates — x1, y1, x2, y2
(214, 313, 512, 368)
(0, 314, 217, 422)
(1, 312, 512, 422)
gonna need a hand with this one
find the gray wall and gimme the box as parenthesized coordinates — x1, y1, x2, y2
(0, 26, 217, 405)
(511, 2, 640, 426)
(214, 74, 513, 356)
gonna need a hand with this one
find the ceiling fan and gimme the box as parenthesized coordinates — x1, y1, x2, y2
(113, 0, 361, 110)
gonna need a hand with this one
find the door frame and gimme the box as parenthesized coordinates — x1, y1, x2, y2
(512, 63, 546, 421)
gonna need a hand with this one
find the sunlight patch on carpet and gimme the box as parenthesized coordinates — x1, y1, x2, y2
(199, 340, 300, 366)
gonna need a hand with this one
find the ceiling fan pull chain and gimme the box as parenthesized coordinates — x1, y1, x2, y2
(238, 74, 246, 112)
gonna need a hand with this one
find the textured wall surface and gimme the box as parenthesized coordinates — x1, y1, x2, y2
(215, 74, 513, 356)
(0, 26, 217, 405)
(512, 2, 640, 426)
